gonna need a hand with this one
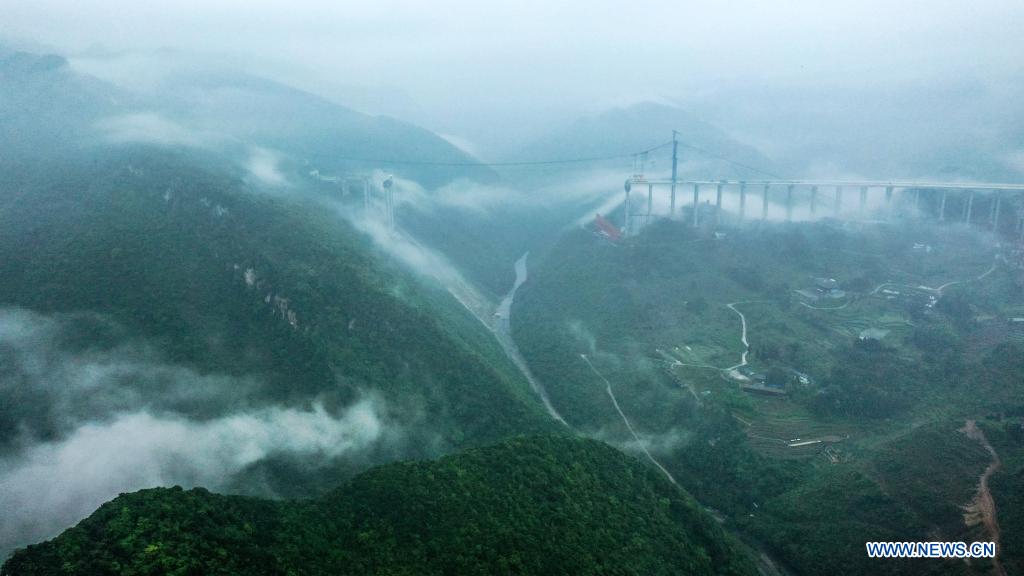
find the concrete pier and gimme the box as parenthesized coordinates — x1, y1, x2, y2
(692, 183, 700, 226)
(624, 184, 631, 235)
(715, 183, 724, 225)
(618, 177, 1024, 236)
(739, 181, 747, 221)
(647, 184, 653, 223)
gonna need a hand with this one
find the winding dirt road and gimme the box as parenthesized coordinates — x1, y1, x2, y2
(580, 354, 678, 485)
(725, 301, 754, 371)
(960, 419, 1006, 576)
(869, 260, 998, 297)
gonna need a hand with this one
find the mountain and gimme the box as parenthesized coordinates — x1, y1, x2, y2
(510, 219, 1021, 575)
(688, 81, 1024, 182)
(0, 51, 124, 159)
(1, 435, 756, 576)
(153, 69, 496, 188)
(0, 51, 558, 555)
(0, 49, 493, 187)
(395, 102, 780, 297)
(506, 102, 777, 183)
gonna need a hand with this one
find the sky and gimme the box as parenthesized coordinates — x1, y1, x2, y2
(4, 0, 1024, 162)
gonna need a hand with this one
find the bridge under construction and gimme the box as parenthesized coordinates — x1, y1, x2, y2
(622, 177, 1024, 239)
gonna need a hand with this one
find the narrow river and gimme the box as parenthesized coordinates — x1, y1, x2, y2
(493, 252, 569, 426)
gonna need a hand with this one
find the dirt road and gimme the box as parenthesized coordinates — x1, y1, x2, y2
(580, 354, 678, 485)
(960, 419, 1006, 576)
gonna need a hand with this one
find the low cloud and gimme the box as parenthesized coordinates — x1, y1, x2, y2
(340, 200, 494, 325)
(1003, 149, 1024, 175)
(0, 308, 390, 558)
(0, 400, 383, 557)
(96, 112, 216, 148)
(246, 146, 288, 187)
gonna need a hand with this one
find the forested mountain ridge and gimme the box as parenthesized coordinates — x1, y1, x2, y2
(0, 143, 557, 486)
(511, 220, 1022, 575)
(1, 435, 756, 576)
(0, 48, 492, 186)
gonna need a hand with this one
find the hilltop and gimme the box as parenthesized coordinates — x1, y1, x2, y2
(1, 435, 756, 576)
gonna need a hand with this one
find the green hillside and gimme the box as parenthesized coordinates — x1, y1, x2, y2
(1, 435, 756, 576)
(511, 219, 1022, 575)
(0, 144, 555, 494)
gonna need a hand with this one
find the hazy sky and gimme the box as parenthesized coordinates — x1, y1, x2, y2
(4, 1, 1024, 155)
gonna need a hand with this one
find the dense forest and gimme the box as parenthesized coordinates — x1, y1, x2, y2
(1, 435, 756, 576)
(4, 39, 1024, 576)
(512, 220, 1024, 575)
(0, 144, 557, 499)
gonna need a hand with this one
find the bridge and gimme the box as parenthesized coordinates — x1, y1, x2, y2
(622, 177, 1024, 239)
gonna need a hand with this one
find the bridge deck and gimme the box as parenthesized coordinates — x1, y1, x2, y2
(636, 179, 1024, 191)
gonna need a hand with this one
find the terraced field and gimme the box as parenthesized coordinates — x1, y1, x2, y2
(740, 396, 861, 460)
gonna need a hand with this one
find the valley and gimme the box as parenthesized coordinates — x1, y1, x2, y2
(2, 25, 1024, 575)
(512, 217, 1024, 575)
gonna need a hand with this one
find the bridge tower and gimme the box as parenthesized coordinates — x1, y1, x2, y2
(670, 130, 679, 217)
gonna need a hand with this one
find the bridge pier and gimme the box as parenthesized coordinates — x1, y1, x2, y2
(739, 182, 747, 221)
(623, 182, 631, 235)
(619, 177, 1022, 233)
(991, 191, 1002, 230)
(716, 183, 724, 225)
(647, 184, 653, 226)
(692, 183, 700, 226)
